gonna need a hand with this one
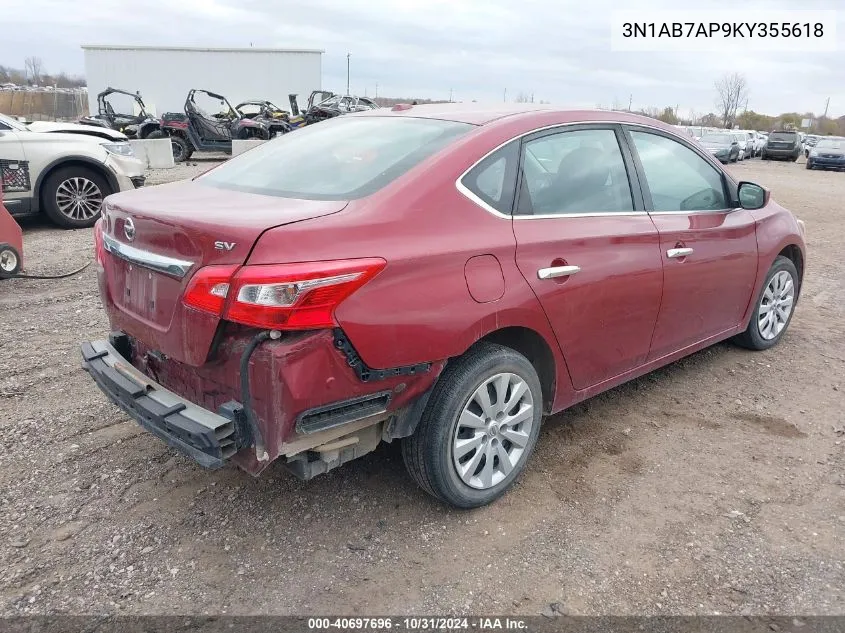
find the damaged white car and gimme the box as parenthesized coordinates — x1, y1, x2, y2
(0, 113, 145, 228)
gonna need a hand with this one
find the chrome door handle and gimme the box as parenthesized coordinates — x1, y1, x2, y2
(537, 265, 581, 279)
(667, 247, 694, 259)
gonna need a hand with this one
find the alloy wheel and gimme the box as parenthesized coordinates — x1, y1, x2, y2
(758, 270, 795, 340)
(452, 372, 534, 490)
(55, 177, 103, 221)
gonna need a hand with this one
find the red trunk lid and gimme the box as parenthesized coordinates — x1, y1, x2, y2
(99, 181, 347, 365)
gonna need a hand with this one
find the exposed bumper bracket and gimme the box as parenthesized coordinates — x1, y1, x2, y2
(81, 339, 247, 469)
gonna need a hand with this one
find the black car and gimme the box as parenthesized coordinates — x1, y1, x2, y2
(762, 131, 802, 162)
(699, 132, 741, 164)
(807, 137, 845, 171)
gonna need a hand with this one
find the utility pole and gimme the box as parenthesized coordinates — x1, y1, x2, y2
(504, 88, 507, 103)
(375, 82, 378, 99)
(346, 53, 351, 96)
(628, 94, 632, 111)
(823, 97, 830, 118)
(449, 88, 453, 102)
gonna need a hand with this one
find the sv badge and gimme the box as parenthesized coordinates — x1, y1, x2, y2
(214, 241, 236, 251)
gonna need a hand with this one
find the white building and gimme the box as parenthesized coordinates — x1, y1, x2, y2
(81, 45, 323, 115)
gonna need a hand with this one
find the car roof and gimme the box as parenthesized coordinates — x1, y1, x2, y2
(351, 102, 683, 130)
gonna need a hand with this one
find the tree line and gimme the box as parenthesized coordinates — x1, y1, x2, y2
(0, 57, 85, 89)
(599, 72, 844, 136)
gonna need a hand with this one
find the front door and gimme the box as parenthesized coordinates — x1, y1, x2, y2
(512, 125, 664, 390)
(625, 128, 759, 360)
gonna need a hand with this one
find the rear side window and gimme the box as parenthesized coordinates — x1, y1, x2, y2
(629, 131, 728, 212)
(460, 141, 519, 214)
(200, 117, 472, 200)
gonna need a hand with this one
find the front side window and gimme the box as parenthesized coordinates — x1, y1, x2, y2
(517, 128, 634, 215)
(629, 131, 728, 212)
(201, 116, 472, 200)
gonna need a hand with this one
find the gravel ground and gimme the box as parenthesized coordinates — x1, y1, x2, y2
(0, 156, 843, 616)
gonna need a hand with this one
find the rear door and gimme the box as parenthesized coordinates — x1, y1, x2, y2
(511, 124, 664, 390)
(624, 127, 758, 360)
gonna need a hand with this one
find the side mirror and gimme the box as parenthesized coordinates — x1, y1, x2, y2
(731, 141, 738, 145)
(738, 181, 768, 210)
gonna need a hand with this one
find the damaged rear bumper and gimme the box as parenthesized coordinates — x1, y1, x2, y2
(81, 338, 249, 469)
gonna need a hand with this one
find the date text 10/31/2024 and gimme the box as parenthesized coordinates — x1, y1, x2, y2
(307, 618, 528, 630)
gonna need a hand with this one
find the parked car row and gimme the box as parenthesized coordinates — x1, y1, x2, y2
(697, 129, 765, 164)
(81, 104, 806, 508)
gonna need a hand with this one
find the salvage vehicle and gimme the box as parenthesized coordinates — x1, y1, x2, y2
(761, 130, 803, 161)
(806, 137, 845, 170)
(82, 105, 806, 508)
(0, 112, 145, 228)
(235, 100, 292, 138)
(305, 94, 379, 124)
(149, 89, 269, 162)
(78, 87, 161, 139)
(0, 181, 23, 278)
(287, 90, 337, 127)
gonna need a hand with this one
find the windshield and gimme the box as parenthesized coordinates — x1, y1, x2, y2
(701, 134, 732, 144)
(816, 139, 844, 149)
(200, 116, 473, 200)
(0, 112, 27, 131)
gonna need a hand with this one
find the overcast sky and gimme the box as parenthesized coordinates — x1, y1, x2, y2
(3, 0, 844, 118)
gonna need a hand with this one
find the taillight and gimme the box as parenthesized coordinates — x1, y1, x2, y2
(94, 219, 105, 268)
(183, 265, 239, 315)
(182, 258, 386, 330)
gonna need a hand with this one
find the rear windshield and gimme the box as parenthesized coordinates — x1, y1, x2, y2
(200, 116, 473, 200)
(769, 132, 798, 142)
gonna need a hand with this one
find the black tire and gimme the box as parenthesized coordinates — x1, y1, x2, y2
(170, 135, 193, 162)
(41, 165, 111, 229)
(401, 342, 543, 508)
(146, 130, 166, 140)
(733, 256, 799, 351)
(806, 161, 813, 170)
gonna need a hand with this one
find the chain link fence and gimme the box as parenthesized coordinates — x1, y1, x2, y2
(0, 89, 89, 121)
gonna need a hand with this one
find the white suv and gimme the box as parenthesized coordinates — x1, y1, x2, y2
(0, 113, 145, 228)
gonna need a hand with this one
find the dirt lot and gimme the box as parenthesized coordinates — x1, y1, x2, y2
(1, 156, 843, 616)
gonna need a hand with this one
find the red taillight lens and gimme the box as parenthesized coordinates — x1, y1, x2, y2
(181, 259, 386, 330)
(183, 265, 239, 315)
(94, 219, 105, 267)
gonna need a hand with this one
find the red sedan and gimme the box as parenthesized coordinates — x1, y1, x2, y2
(82, 105, 806, 508)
